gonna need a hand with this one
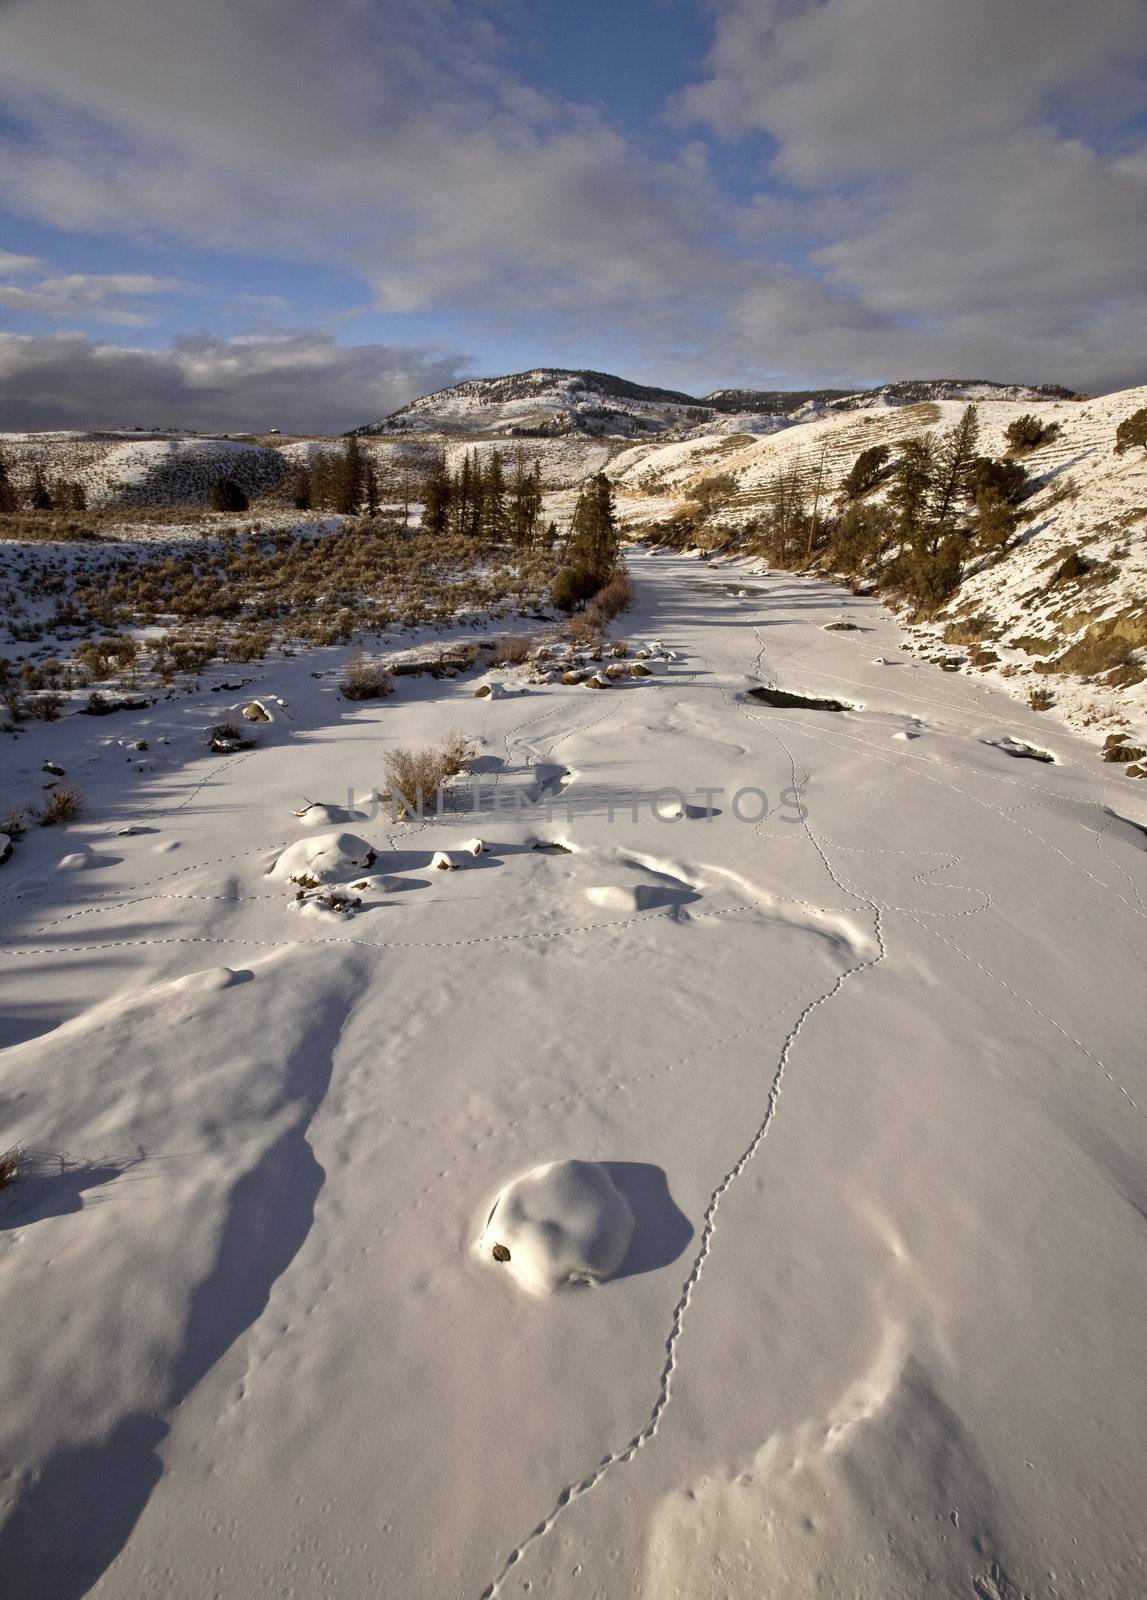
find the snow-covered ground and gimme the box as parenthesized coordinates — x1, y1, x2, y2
(612, 388, 1147, 750)
(1, 552, 1145, 1598)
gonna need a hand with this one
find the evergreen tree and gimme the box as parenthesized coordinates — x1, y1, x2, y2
(453, 451, 473, 537)
(510, 453, 543, 546)
(291, 462, 312, 510)
(364, 459, 380, 517)
(1005, 414, 1060, 454)
(839, 443, 891, 501)
(421, 452, 451, 535)
(888, 435, 936, 553)
(0, 449, 15, 514)
(334, 436, 365, 514)
(567, 472, 617, 582)
(29, 466, 53, 511)
(481, 448, 505, 541)
(310, 452, 335, 510)
(469, 450, 485, 538)
(1115, 407, 1147, 455)
(931, 405, 980, 524)
(209, 476, 249, 512)
(969, 456, 1025, 552)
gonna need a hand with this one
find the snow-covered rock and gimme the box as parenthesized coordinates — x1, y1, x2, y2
(478, 1160, 635, 1295)
(267, 831, 376, 884)
(293, 802, 353, 828)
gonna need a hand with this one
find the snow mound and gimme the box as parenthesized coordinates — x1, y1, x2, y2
(57, 848, 95, 871)
(430, 850, 458, 871)
(170, 967, 250, 995)
(293, 802, 353, 828)
(478, 1160, 635, 1295)
(268, 831, 376, 884)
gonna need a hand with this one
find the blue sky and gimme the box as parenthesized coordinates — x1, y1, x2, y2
(1, 0, 1145, 430)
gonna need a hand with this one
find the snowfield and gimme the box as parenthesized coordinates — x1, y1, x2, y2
(0, 552, 1145, 1599)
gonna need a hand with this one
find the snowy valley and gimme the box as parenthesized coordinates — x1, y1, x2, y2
(1, 373, 1146, 1600)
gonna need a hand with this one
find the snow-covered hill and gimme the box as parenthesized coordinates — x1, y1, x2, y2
(0, 433, 286, 509)
(355, 368, 1071, 440)
(609, 386, 1147, 758)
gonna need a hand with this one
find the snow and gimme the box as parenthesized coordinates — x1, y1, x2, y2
(0, 551, 1145, 1599)
(477, 1159, 636, 1295)
(612, 385, 1147, 748)
(266, 829, 376, 884)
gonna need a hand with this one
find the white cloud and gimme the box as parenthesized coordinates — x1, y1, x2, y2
(0, 268, 199, 324)
(673, 0, 1147, 390)
(0, 0, 1144, 401)
(0, 331, 470, 433)
(0, 0, 728, 319)
(0, 249, 43, 275)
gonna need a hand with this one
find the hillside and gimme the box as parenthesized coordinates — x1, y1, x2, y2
(608, 387, 1147, 764)
(355, 368, 1071, 439)
(2, 376, 1142, 768)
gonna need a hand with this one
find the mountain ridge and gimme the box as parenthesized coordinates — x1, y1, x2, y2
(354, 366, 1077, 439)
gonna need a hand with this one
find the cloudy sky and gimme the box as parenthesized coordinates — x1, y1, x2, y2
(1, 0, 1145, 431)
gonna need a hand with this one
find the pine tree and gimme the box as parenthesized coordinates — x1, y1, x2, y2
(29, 466, 53, 511)
(481, 448, 505, 541)
(453, 451, 472, 537)
(510, 452, 543, 545)
(291, 462, 312, 510)
(334, 437, 365, 515)
(364, 459, 380, 516)
(931, 405, 980, 524)
(1115, 407, 1147, 455)
(310, 452, 334, 510)
(421, 452, 451, 535)
(209, 476, 248, 512)
(567, 472, 617, 582)
(888, 435, 936, 553)
(469, 450, 485, 538)
(839, 443, 891, 501)
(0, 449, 15, 514)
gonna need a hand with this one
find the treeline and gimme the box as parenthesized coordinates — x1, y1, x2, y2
(421, 447, 550, 545)
(288, 437, 380, 516)
(822, 405, 1029, 607)
(658, 406, 1036, 611)
(0, 451, 86, 514)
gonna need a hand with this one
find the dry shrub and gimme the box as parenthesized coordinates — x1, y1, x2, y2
(593, 568, 633, 619)
(205, 717, 257, 752)
(1038, 632, 1136, 679)
(341, 645, 393, 701)
(440, 729, 477, 778)
(1, 807, 28, 840)
(564, 611, 604, 649)
(383, 731, 476, 810)
(383, 746, 452, 810)
(487, 634, 531, 667)
(39, 784, 83, 826)
(0, 1146, 22, 1189)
